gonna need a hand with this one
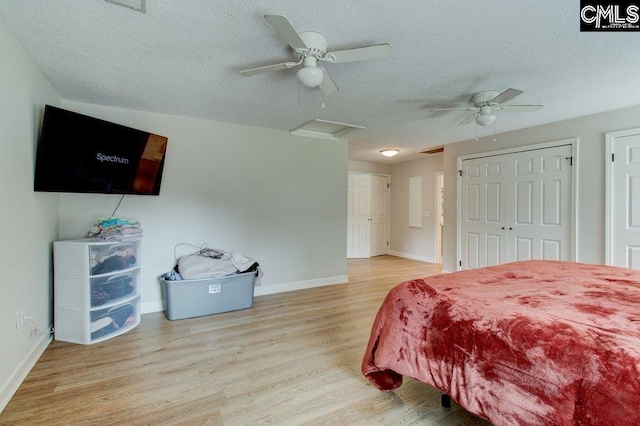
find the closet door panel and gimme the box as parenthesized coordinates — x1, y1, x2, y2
(514, 181, 533, 225)
(542, 179, 562, 225)
(466, 232, 480, 269)
(514, 237, 533, 261)
(542, 239, 562, 260)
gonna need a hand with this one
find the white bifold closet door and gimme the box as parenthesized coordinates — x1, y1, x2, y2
(460, 144, 573, 270)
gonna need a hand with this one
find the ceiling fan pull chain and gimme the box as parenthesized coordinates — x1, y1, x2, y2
(475, 121, 478, 141)
(493, 121, 496, 142)
(321, 80, 326, 108)
(298, 80, 301, 112)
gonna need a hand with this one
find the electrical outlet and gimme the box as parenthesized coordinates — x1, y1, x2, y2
(260, 257, 267, 267)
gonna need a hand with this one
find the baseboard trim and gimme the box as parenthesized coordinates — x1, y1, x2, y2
(388, 251, 437, 264)
(254, 275, 349, 297)
(142, 275, 350, 313)
(0, 331, 52, 413)
(141, 301, 164, 314)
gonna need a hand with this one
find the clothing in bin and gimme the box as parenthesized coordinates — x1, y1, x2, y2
(162, 247, 262, 284)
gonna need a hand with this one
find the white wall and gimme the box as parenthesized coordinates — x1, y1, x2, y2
(442, 105, 640, 272)
(58, 101, 348, 311)
(348, 160, 391, 175)
(0, 22, 61, 410)
(389, 154, 443, 262)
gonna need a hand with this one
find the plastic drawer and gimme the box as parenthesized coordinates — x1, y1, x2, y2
(90, 271, 138, 307)
(90, 300, 137, 341)
(90, 241, 140, 276)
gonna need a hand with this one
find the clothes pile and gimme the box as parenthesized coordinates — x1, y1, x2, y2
(88, 217, 143, 241)
(162, 246, 262, 284)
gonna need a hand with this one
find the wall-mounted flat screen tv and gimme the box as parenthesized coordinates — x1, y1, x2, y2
(34, 105, 168, 195)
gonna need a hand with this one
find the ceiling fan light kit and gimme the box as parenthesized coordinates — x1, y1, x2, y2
(476, 112, 497, 126)
(296, 60, 324, 88)
(380, 149, 399, 157)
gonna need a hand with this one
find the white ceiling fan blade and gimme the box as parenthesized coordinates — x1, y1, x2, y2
(500, 104, 543, 112)
(239, 62, 297, 77)
(264, 15, 307, 51)
(430, 107, 479, 112)
(490, 88, 523, 105)
(320, 68, 338, 94)
(459, 113, 478, 125)
(327, 44, 391, 63)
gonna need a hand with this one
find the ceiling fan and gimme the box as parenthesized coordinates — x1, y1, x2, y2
(239, 15, 391, 94)
(431, 89, 543, 126)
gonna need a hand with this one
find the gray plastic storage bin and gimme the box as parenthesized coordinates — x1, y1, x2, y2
(160, 272, 255, 320)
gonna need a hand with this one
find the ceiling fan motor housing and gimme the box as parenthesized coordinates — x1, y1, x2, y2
(295, 32, 328, 59)
(471, 90, 500, 108)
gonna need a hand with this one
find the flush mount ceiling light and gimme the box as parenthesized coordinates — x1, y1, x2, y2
(105, 0, 146, 12)
(380, 149, 399, 157)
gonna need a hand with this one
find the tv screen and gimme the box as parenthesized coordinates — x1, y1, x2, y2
(34, 105, 168, 195)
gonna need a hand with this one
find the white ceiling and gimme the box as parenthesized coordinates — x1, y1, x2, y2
(1, 1, 639, 164)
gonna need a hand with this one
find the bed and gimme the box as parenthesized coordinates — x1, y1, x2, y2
(361, 260, 640, 425)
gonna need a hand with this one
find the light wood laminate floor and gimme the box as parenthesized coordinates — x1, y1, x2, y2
(1, 256, 491, 425)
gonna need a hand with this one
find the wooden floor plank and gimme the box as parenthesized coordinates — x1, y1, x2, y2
(0, 255, 491, 425)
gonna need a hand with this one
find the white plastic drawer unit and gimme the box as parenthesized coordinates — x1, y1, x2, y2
(54, 238, 142, 344)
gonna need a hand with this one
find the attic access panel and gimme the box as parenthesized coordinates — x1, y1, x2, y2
(105, 0, 146, 12)
(290, 119, 365, 141)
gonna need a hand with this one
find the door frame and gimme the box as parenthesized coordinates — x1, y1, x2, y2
(456, 138, 579, 271)
(605, 127, 640, 265)
(435, 171, 444, 264)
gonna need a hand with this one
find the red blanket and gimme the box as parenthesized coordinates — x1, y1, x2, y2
(361, 261, 640, 425)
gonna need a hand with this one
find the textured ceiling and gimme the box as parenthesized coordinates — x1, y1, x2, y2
(1, 1, 639, 164)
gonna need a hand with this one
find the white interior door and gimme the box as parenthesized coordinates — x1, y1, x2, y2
(370, 175, 389, 257)
(461, 155, 509, 269)
(347, 174, 371, 258)
(460, 144, 573, 270)
(508, 145, 572, 262)
(607, 129, 640, 269)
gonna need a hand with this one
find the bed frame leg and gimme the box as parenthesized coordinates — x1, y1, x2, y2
(441, 393, 451, 407)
